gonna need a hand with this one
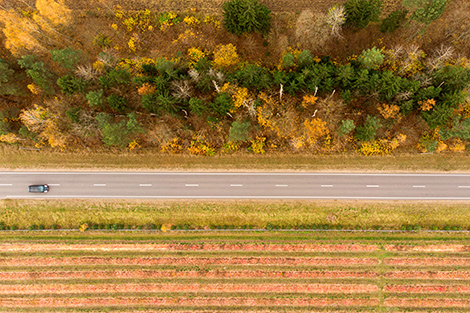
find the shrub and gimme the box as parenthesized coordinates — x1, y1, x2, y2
(213, 44, 239, 69)
(210, 92, 233, 116)
(344, 0, 383, 29)
(18, 55, 55, 95)
(358, 47, 384, 70)
(229, 120, 251, 142)
(57, 75, 86, 95)
(326, 5, 346, 37)
(93, 33, 112, 48)
(380, 9, 408, 33)
(355, 115, 382, 141)
(188, 97, 207, 116)
(86, 89, 105, 108)
(337, 119, 356, 136)
(403, 0, 448, 25)
(107, 95, 128, 112)
(50, 47, 82, 70)
(222, 0, 271, 36)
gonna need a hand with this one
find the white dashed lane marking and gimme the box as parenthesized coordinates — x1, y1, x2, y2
(321, 185, 333, 188)
(413, 185, 426, 188)
(185, 184, 199, 187)
(458, 186, 470, 188)
(139, 184, 152, 187)
(275, 185, 288, 187)
(366, 185, 380, 188)
(93, 184, 106, 187)
(230, 184, 243, 187)
(0, 184, 12, 186)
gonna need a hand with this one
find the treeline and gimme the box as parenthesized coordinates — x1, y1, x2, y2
(0, 0, 470, 155)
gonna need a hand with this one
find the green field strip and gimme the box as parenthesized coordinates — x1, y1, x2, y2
(2, 230, 469, 243)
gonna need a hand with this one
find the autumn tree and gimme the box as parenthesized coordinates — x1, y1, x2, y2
(19, 104, 68, 148)
(0, 0, 74, 56)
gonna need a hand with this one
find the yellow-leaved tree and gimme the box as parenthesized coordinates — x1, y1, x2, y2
(0, 0, 73, 56)
(20, 104, 68, 148)
(0, 9, 47, 55)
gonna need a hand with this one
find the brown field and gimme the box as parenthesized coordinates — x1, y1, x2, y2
(0, 231, 470, 312)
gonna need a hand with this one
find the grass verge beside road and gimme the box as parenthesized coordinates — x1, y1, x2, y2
(2, 146, 470, 172)
(1, 199, 470, 231)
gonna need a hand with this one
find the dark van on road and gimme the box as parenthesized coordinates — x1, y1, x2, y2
(28, 184, 49, 193)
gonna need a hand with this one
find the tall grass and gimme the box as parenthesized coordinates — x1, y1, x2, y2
(1, 199, 470, 230)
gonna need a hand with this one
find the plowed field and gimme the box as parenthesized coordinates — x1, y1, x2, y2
(0, 231, 470, 312)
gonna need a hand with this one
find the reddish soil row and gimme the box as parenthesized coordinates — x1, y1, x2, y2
(0, 270, 379, 280)
(385, 245, 470, 252)
(385, 271, 470, 279)
(0, 297, 380, 307)
(0, 257, 380, 266)
(385, 284, 470, 293)
(385, 258, 470, 266)
(0, 283, 379, 294)
(0, 243, 378, 252)
(385, 298, 470, 308)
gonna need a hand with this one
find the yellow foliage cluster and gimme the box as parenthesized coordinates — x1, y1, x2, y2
(419, 99, 436, 111)
(448, 138, 466, 152)
(187, 47, 206, 67)
(184, 16, 200, 27)
(128, 139, 141, 150)
(137, 83, 156, 95)
(92, 61, 106, 72)
(249, 137, 266, 154)
(0, 133, 21, 144)
(35, 0, 72, 27)
(188, 136, 216, 156)
(115, 7, 154, 32)
(160, 11, 179, 31)
(378, 103, 401, 119)
(222, 141, 240, 154)
(161, 138, 183, 154)
(301, 95, 318, 109)
(27, 84, 42, 95)
(203, 15, 221, 29)
(382, 47, 426, 77)
(128, 36, 138, 52)
(213, 44, 239, 69)
(458, 102, 470, 118)
(172, 29, 197, 45)
(303, 118, 329, 145)
(359, 134, 407, 156)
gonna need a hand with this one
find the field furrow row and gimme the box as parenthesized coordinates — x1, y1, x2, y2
(0, 283, 379, 294)
(0, 244, 378, 252)
(0, 257, 380, 266)
(0, 270, 379, 280)
(0, 297, 380, 307)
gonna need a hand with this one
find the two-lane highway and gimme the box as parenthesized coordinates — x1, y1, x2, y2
(1, 172, 470, 200)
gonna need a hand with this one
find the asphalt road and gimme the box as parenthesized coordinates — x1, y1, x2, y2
(1, 172, 470, 200)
